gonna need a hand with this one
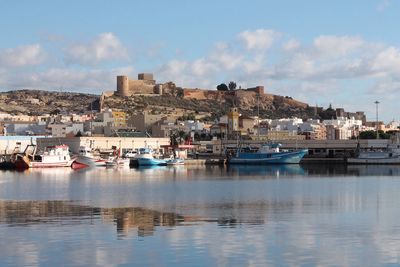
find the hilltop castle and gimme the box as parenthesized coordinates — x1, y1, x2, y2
(113, 73, 265, 99)
(115, 73, 160, 97)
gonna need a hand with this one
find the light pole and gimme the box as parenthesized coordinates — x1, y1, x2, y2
(375, 100, 380, 139)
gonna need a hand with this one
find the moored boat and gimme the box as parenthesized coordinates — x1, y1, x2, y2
(74, 146, 107, 168)
(15, 144, 76, 170)
(166, 157, 185, 165)
(227, 143, 308, 165)
(105, 157, 130, 167)
(347, 141, 400, 164)
(136, 148, 167, 166)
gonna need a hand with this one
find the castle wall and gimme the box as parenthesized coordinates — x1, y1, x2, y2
(128, 80, 155, 95)
(116, 75, 156, 96)
(246, 86, 264, 94)
(116, 76, 130, 97)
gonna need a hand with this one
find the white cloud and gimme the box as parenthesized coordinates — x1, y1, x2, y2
(369, 78, 400, 94)
(191, 58, 217, 76)
(238, 29, 280, 50)
(0, 44, 45, 67)
(209, 49, 243, 70)
(243, 55, 265, 74)
(313, 35, 364, 56)
(159, 59, 188, 77)
(64, 32, 128, 66)
(3, 66, 135, 93)
(283, 39, 301, 51)
(273, 53, 316, 79)
(371, 47, 400, 75)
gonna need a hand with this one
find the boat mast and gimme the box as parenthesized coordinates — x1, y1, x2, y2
(375, 100, 380, 139)
(257, 93, 260, 141)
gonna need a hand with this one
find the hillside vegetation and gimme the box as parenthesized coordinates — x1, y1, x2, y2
(0, 89, 318, 120)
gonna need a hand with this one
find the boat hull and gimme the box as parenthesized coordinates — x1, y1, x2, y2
(15, 157, 75, 170)
(137, 157, 167, 166)
(166, 159, 185, 165)
(228, 149, 308, 165)
(74, 156, 107, 167)
(347, 157, 400, 164)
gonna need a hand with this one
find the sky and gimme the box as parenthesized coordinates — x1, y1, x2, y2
(1, 0, 400, 122)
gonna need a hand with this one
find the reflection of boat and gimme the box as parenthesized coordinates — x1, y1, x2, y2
(15, 144, 76, 170)
(227, 143, 308, 165)
(136, 148, 167, 166)
(346, 165, 400, 176)
(227, 164, 306, 176)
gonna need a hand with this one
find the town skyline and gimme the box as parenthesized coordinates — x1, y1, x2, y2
(0, 0, 399, 121)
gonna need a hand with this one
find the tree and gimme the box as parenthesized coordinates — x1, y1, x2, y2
(170, 132, 178, 146)
(228, 81, 237, 91)
(178, 130, 186, 144)
(216, 83, 228, 91)
(359, 130, 391, 139)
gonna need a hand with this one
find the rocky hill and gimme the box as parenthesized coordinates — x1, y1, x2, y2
(0, 90, 99, 115)
(102, 90, 315, 120)
(0, 89, 318, 120)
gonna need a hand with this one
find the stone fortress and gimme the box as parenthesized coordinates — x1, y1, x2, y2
(113, 73, 265, 99)
(115, 73, 160, 97)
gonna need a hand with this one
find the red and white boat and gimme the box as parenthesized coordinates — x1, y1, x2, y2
(15, 144, 76, 170)
(73, 146, 107, 168)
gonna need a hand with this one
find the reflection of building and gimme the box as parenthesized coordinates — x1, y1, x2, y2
(102, 208, 182, 237)
(0, 200, 100, 225)
(0, 200, 268, 238)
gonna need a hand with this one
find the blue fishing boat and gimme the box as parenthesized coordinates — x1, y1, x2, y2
(227, 143, 307, 165)
(136, 148, 167, 166)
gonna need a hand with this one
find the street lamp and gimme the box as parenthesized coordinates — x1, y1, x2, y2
(375, 100, 380, 139)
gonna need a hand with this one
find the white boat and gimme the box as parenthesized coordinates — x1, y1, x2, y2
(105, 157, 130, 167)
(347, 141, 400, 164)
(166, 157, 185, 165)
(15, 144, 76, 169)
(123, 150, 138, 158)
(74, 146, 107, 168)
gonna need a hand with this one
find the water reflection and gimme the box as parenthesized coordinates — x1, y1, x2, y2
(227, 164, 306, 177)
(3, 165, 400, 266)
(0, 200, 270, 237)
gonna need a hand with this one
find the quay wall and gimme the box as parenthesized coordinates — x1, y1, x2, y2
(37, 137, 170, 154)
(205, 139, 390, 158)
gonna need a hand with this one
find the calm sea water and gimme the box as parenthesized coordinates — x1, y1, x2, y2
(1, 164, 400, 266)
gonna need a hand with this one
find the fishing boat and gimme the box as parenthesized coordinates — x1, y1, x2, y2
(136, 148, 167, 166)
(105, 157, 130, 167)
(347, 140, 400, 164)
(73, 146, 107, 168)
(227, 143, 308, 165)
(15, 144, 76, 170)
(166, 157, 185, 165)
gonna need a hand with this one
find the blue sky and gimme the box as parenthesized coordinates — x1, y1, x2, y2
(1, 0, 400, 121)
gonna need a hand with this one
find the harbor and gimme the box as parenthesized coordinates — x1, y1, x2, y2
(1, 136, 400, 169)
